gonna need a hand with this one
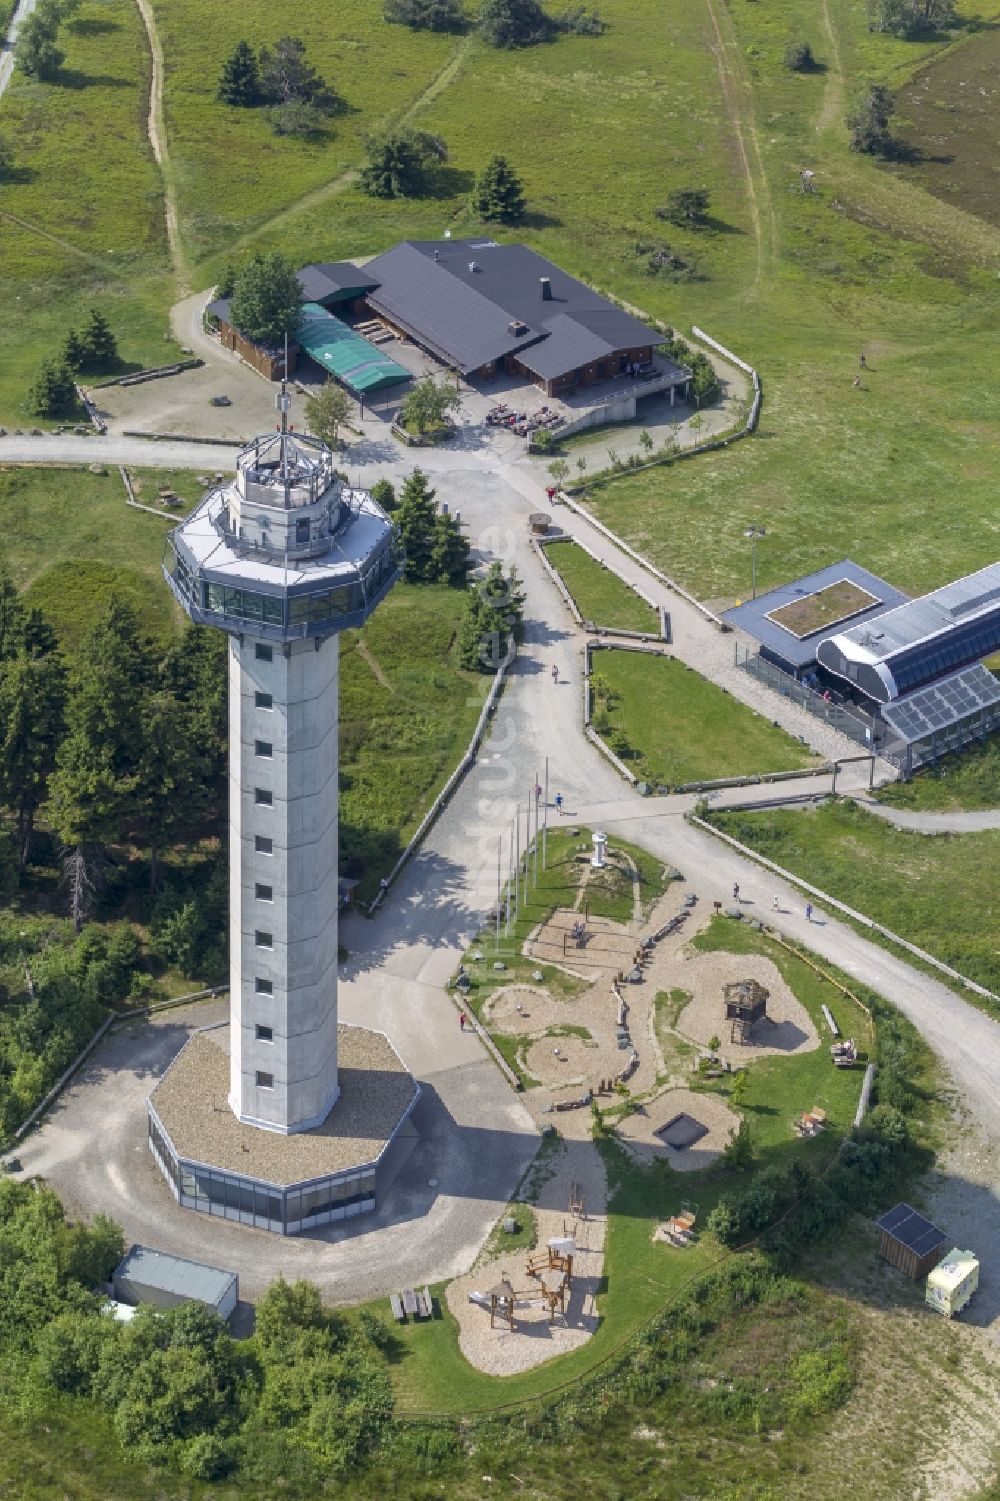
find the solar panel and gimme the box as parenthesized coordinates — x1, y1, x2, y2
(882, 664, 1000, 744)
(875, 1203, 947, 1254)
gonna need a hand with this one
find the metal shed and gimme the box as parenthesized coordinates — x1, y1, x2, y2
(113, 1244, 239, 1320)
(875, 1204, 948, 1280)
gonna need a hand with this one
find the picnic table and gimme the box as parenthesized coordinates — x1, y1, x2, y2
(402, 1288, 418, 1317)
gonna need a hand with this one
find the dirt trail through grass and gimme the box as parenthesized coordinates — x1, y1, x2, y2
(132, 0, 188, 292)
(816, 0, 846, 134)
(0, 209, 129, 273)
(235, 34, 476, 254)
(702, 0, 777, 286)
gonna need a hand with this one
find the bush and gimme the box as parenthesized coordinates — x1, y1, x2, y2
(384, 0, 465, 29)
(181, 1433, 233, 1480)
(657, 187, 710, 226)
(479, 0, 550, 46)
(848, 84, 896, 157)
(784, 39, 815, 69)
(554, 4, 605, 33)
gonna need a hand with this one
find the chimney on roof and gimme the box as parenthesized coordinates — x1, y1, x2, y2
(434, 249, 440, 260)
(540, 277, 552, 300)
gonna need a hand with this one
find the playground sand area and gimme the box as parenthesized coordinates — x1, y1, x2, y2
(446, 1140, 608, 1375)
(668, 950, 820, 1063)
(616, 1086, 740, 1171)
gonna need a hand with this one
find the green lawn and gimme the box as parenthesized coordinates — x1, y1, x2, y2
(876, 731, 1000, 813)
(339, 583, 488, 902)
(544, 539, 660, 632)
(710, 799, 1000, 997)
(593, 648, 817, 787)
(0, 0, 179, 424)
(385, 915, 876, 1414)
(1, 465, 181, 642)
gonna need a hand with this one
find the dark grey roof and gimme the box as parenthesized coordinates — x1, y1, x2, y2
(875, 1203, 947, 1258)
(723, 561, 908, 671)
(363, 239, 660, 377)
(297, 262, 379, 302)
(113, 1244, 237, 1305)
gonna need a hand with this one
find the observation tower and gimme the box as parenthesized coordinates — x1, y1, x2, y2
(148, 399, 418, 1235)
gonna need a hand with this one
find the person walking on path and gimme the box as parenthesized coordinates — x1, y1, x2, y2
(554, 792, 564, 815)
(459, 1011, 467, 1031)
(859, 352, 867, 369)
(551, 664, 559, 683)
(733, 882, 740, 902)
(773, 895, 780, 911)
(805, 903, 813, 922)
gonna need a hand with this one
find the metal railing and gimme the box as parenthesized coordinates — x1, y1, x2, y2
(735, 646, 874, 748)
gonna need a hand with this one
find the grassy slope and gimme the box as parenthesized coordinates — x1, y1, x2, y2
(876, 730, 1000, 812)
(339, 583, 487, 902)
(545, 539, 660, 631)
(0, 465, 180, 640)
(711, 799, 1000, 995)
(0, 0, 178, 423)
(387, 914, 873, 1413)
(597, 647, 816, 785)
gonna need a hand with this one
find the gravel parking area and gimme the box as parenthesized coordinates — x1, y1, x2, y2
(152, 1024, 417, 1183)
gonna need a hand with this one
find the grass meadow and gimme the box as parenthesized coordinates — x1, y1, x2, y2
(0, 0, 178, 422)
(544, 538, 660, 632)
(594, 647, 817, 786)
(711, 799, 1000, 997)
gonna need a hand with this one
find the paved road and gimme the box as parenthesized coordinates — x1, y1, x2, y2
(0, 0, 37, 99)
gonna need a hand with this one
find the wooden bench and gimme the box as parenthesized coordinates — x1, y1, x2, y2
(416, 1286, 433, 1319)
(389, 1293, 405, 1322)
(402, 1287, 418, 1317)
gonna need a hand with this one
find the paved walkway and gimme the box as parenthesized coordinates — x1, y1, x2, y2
(851, 796, 1000, 834)
(0, 0, 38, 99)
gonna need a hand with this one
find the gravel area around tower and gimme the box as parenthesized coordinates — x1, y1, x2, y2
(151, 1024, 418, 1183)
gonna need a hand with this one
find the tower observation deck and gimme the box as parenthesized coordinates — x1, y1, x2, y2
(162, 404, 401, 1134)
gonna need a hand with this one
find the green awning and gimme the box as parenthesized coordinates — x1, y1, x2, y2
(296, 303, 410, 395)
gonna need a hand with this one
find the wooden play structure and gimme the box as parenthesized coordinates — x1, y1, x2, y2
(489, 1276, 516, 1330)
(525, 1236, 575, 1323)
(723, 977, 771, 1044)
(655, 1201, 699, 1247)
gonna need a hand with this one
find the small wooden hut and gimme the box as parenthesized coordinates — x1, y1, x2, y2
(723, 978, 770, 1043)
(489, 1277, 516, 1330)
(875, 1203, 948, 1280)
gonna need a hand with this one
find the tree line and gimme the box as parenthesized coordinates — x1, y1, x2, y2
(0, 570, 226, 910)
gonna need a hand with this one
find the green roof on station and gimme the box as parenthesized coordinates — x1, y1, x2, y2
(296, 303, 411, 394)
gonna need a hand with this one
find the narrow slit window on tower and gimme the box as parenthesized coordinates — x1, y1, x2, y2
(255, 643, 273, 662)
(255, 835, 273, 854)
(255, 930, 273, 949)
(254, 788, 272, 806)
(256, 1024, 273, 1043)
(256, 1070, 274, 1089)
(255, 883, 273, 902)
(255, 691, 273, 710)
(255, 977, 273, 995)
(255, 739, 273, 758)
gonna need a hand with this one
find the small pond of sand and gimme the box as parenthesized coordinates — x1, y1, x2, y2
(616, 1086, 740, 1171)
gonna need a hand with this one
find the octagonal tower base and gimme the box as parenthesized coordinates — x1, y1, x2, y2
(148, 1022, 419, 1235)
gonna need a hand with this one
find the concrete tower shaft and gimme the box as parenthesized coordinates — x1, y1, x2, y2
(229, 632, 340, 1132)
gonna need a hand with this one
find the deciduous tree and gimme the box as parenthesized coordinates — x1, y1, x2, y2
(659, 187, 711, 225)
(383, 0, 465, 30)
(847, 84, 896, 156)
(304, 380, 351, 449)
(398, 374, 461, 435)
(359, 129, 443, 198)
(478, 0, 550, 46)
(229, 251, 303, 345)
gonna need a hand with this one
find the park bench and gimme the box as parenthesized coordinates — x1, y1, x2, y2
(389, 1293, 405, 1322)
(402, 1288, 418, 1317)
(416, 1287, 433, 1319)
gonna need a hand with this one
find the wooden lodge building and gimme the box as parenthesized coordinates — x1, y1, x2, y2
(363, 239, 692, 400)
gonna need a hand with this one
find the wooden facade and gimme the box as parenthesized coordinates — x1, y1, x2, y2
(876, 1204, 948, 1280)
(215, 318, 298, 382)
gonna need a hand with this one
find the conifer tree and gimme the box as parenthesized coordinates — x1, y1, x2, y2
(26, 360, 77, 418)
(471, 155, 526, 225)
(62, 328, 86, 372)
(430, 511, 471, 587)
(395, 469, 439, 582)
(217, 40, 261, 107)
(0, 643, 66, 866)
(79, 308, 118, 369)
